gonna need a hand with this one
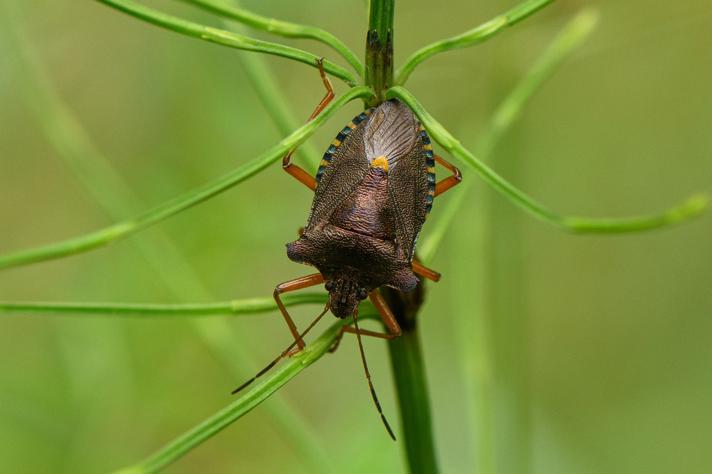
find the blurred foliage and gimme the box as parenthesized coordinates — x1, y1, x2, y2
(1, 0, 711, 473)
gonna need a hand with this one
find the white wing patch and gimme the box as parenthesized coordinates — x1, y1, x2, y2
(363, 100, 419, 171)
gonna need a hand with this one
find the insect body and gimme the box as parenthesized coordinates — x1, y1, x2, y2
(288, 100, 433, 318)
(233, 62, 461, 439)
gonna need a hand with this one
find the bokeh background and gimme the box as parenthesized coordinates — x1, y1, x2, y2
(1, 1, 711, 473)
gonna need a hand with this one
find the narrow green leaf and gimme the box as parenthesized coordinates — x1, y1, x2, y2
(421, 8, 600, 264)
(112, 319, 345, 474)
(96, 0, 357, 85)
(112, 307, 378, 474)
(396, 0, 554, 85)
(478, 8, 598, 156)
(225, 0, 323, 169)
(178, 0, 364, 76)
(0, 86, 373, 271)
(388, 86, 708, 233)
(0, 293, 326, 317)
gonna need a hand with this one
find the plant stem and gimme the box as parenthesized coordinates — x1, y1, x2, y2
(0, 86, 372, 271)
(95, 0, 357, 85)
(387, 86, 708, 233)
(113, 317, 345, 474)
(382, 286, 439, 474)
(111, 306, 379, 474)
(365, 0, 394, 106)
(366, 1, 440, 471)
(0, 293, 326, 317)
(179, 0, 364, 76)
(396, 0, 553, 85)
(224, 2, 322, 169)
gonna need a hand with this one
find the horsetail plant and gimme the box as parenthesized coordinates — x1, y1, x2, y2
(1, 1, 708, 473)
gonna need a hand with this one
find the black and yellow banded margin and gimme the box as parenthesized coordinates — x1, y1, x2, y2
(316, 108, 375, 181)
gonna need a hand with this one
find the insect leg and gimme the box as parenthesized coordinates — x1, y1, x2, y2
(307, 58, 336, 121)
(282, 58, 335, 191)
(274, 273, 325, 352)
(366, 289, 403, 337)
(330, 290, 402, 351)
(433, 155, 463, 197)
(412, 259, 441, 282)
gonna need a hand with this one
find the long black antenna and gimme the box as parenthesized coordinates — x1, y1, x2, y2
(231, 303, 330, 395)
(352, 308, 397, 441)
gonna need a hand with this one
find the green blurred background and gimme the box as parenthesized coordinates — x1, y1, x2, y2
(1, 1, 711, 473)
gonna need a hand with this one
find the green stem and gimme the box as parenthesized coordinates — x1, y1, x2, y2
(364, 0, 394, 106)
(112, 307, 378, 474)
(422, 9, 600, 263)
(0, 86, 372, 271)
(113, 319, 344, 474)
(387, 86, 708, 233)
(0, 293, 326, 317)
(478, 8, 597, 157)
(380, 284, 439, 473)
(387, 330, 438, 474)
(396, 0, 554, 85)
(95, 0, 357, 85)
(179, 0, 364, 76)
(226, 4, 322, 169)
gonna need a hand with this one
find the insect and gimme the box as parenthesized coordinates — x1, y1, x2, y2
(233, 60, 462, 439)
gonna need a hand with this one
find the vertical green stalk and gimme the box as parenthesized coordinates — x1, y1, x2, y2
(365, 0, 394, 106)
(389, 333, 438, 473)
(383, 286, 439, 474)
(366, 1, 439, 472)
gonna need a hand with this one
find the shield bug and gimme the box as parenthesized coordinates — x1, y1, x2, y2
(233, 60, 462, 439)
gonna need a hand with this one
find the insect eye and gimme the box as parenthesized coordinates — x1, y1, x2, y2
(325, 281, 334, 292)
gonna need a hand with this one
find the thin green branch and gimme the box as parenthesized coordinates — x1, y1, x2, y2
(479, 8, 598, 156)
(395, 0, 554, 85)
(388, 86, 708, 233)
(421, 8, 600, 263)
(225, 1, 322, 169)
(0, 86, 372, 271)
(0, 293, 326, 317)
(112, 308, 377, 474)
(178, 0, 364, 76)
(237, 51, 321, 168)
(113, 320, 346, 474)
(96, 0, 357, 86)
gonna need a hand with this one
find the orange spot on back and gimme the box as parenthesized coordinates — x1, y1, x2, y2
(371, 155, 389, 172)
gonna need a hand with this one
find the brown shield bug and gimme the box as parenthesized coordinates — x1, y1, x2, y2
(233, 61, 462, 439)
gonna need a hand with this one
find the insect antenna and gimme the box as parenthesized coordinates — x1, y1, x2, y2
(352, 308, 397, 441)
(231, 303, 330, 395)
